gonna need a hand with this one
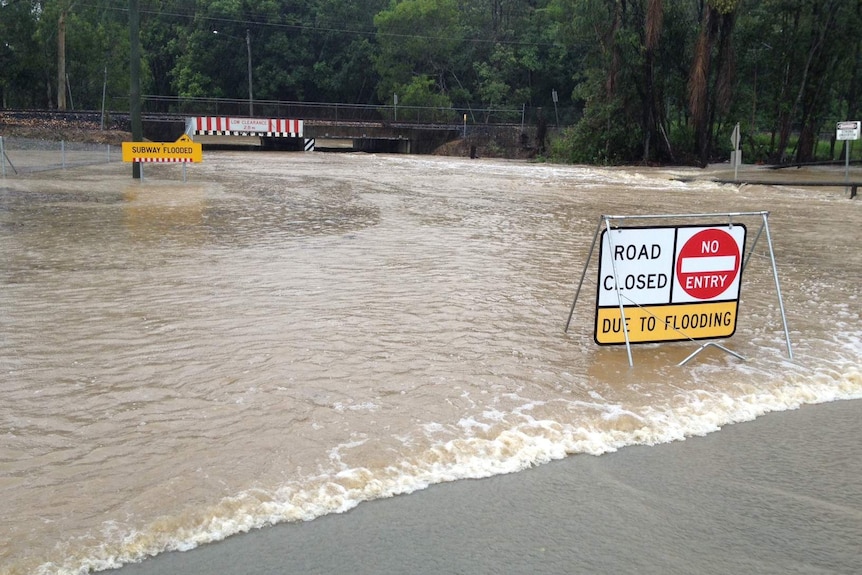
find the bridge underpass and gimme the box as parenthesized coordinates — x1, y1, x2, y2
(142, 111, 531, 155)
(301, 120, 462, 154)
(145, 115, 467, 154)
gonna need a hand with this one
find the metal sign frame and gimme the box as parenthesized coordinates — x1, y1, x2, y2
(564, 211, 792, 367)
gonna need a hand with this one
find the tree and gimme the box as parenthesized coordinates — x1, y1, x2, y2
(373, 0, 463, 106)
(768, 0, 855, 163)
(688, 0, 740, 166)
(139, 0, 192, 111)
(307, 0, 387, 103)
(551, 0, 677, 163)
(0, 0, 45, 107)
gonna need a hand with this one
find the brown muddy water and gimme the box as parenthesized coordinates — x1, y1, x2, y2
(1, 153, 860, 573)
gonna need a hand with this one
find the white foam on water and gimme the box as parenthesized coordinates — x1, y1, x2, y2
(31, 350, 861, 575)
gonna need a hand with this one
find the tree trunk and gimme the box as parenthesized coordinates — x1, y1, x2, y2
(704, 11, 736, 164)
(688, 4, 717, 167)
(774, 1, 839, 163)
(642, 0, 664, 163)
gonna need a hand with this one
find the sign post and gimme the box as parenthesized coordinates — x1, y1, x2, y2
(836, 121, 860, 195)
(730, 122, 741, 181)
(552, 89, 560, 128)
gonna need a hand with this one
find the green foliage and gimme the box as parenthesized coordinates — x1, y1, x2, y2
(708, 0, 741, 15)
(550, 99, 643, 165)
(399, 75, 452, 108)
(373, 0, 461, 101)
(0, 0, 44, 107)
(1, 0, 859, 166)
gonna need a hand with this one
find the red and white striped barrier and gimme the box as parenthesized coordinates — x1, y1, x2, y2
(186, 117, 303, 138)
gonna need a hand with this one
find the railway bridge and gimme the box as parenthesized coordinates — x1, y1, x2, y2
(1, 101, 542, 155)
(178, 115, 465, 154)
(131, 98, 536, 155)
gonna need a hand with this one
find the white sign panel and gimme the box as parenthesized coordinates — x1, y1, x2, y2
(228, 118, 271, 133)
(836, 121, 860, 141)
(597, 227, 676, 306)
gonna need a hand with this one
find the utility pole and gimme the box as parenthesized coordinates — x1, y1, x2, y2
(246, 29, 253, 116)
(129, 0, 142, 179)
(56, 2, 79, 110)
(58, 11, 66, 110)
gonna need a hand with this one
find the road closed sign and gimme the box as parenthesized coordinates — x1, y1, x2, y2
(595, 224, 746, 345)
(596, 227, 676, 307)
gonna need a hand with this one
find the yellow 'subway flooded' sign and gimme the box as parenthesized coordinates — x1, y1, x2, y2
(122, 134, 202, 163)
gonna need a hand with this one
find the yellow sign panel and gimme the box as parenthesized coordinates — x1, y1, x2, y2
(595, 301, 738, 345)
(122, 134, 202, 163)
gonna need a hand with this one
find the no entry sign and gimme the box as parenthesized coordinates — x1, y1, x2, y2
(675, 228, 741, 300)
(671, 226, 745, 304)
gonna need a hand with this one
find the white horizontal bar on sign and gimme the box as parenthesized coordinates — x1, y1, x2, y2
(680, 255, 737, 273)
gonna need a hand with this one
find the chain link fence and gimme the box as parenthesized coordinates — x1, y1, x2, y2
(131, 95, 580, 128)
(0, 136, 122, 177)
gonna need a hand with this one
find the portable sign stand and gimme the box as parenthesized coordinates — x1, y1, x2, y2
(564, 211, 792, 367)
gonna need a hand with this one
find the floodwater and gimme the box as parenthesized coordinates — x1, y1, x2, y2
(1, 153, 860, 574)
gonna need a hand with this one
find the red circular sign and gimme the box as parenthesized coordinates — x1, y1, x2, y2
(676, 228, 741, 300)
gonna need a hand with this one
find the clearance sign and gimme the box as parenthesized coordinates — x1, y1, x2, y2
(595, 224, 746, 345)
(122, 134, 203, 163)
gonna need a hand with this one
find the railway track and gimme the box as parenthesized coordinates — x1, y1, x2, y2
(0, 108, 185, 127)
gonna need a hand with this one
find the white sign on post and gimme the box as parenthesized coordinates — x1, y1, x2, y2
(836, 121, 860, 141)
(836, 121, 860, 192)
